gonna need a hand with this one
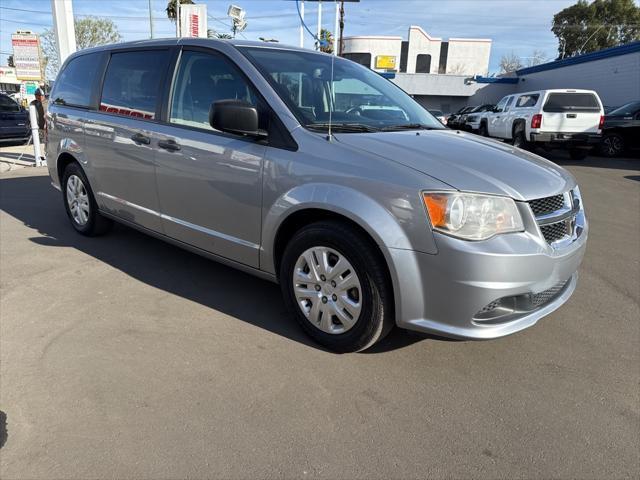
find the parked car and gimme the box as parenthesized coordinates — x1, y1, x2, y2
(429, 109, 447, 125)
(446, 106, 475, 129)
(47, 39, 588, 352)
(479, 89, 604, 160)
(598, 101, 640, 157)
(462, 104, 495, 132)
(0, 92, 30, 142)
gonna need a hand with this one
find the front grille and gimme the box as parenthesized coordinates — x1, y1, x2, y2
(531, 279, 569, 307)
(529, 194, 565, 217)
(540, 221, 569, 243)
(478, 299, 500, 314)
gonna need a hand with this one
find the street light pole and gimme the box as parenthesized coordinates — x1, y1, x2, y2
(148, 0, 154, 39)
(316, 0, 322, 51)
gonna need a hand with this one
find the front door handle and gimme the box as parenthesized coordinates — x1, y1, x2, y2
(131, 133, 150, 145)
(158, 139, 181, 151)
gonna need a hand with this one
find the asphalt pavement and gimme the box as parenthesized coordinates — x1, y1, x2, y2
(1, 153, 639, 479)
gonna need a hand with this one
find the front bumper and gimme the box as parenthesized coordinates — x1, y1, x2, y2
(386, 206, 588, 340)
(530, 132, 601, 147)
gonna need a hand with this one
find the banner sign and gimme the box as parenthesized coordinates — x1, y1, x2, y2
(180, 4, 208, 38)
(11, 33, 43, 81)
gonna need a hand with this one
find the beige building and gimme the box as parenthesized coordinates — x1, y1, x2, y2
(342, 26, 491, 77)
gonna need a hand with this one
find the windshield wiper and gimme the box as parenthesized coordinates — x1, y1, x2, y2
(380, 123, 438, 131)
(306, 122, 380, 133)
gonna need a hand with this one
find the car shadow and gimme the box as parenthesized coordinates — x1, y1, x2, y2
(0, 173, 429, 353)
(530, 148, 640, 169)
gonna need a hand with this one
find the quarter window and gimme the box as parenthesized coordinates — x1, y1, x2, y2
(169, 50, 257, 130)
(100, 50, 171, 120)
(52, 53, 101, 108)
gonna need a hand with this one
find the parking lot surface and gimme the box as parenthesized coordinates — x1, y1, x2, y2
(1, 154, 639, 479)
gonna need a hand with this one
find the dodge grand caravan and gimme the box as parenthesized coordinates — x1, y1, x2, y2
(46, 39, 588, 352)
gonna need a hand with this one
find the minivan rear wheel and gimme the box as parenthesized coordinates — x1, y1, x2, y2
(62, 162, 112, 236)
(279, 221, 394, 353)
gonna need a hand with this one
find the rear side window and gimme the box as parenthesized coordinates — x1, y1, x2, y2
(516, 94, 539, 108)
(100, 50, 171, 120)
(52, 53, 101, 108)
(543, 93, 600, 112)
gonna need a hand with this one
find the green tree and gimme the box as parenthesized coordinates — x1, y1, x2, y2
(318, 29, 334, 54)
(166, 0, 195, 22)
(41, 17, 122, 78)
(552, 0, 640, 59)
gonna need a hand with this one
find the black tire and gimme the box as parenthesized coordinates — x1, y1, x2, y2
(569, 148, 589, 160)
(279, 221, 394, 353)
(511, 126, 527, 149)
(599, 133, 625, 158)
(62, 162, 112, 236)
(478, 122, 488, 137)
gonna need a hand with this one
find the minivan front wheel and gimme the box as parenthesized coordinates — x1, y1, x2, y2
(279, 221, 394, 352)
(62, 162, 112, 236)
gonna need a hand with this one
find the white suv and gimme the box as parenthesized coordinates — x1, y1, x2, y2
(478, 89, 604, 159)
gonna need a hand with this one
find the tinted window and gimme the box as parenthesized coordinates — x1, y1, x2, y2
(516, 94, 540, 108)
(495, 97, 508, 112)
(608, 101, 640, 116)
(52, 53, 101, 108)
(170, 50, 258, 130)
(0, 94, 20, 112)
(342, 53, 372, 68)
(416, 54, 432, 73)
(543, 93, 600, 112)
(100, 50, 171, 120)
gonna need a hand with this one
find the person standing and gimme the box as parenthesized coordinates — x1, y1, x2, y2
(30, 87, 47, 162)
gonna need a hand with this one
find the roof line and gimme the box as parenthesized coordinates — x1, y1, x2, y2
(516, 40, 640, 76)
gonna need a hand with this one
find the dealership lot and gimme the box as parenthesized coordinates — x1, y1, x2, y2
(0, 154, 638, 478)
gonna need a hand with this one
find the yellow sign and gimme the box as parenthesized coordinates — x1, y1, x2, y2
(375, 55, 397, 70)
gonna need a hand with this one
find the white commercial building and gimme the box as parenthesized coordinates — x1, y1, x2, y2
(342, 26, 491, 76)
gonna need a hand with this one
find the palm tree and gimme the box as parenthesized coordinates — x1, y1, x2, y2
(166, 0, 195, 22)
(319, 29, 334, 54)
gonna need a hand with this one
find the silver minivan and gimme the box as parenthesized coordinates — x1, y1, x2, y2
(46, 39, 587, 352)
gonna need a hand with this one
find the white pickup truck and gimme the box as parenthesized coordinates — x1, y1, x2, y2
(477, 89, 604, 159)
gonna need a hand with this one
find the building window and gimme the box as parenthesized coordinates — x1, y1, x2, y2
(342, 53, 372, 68)
(438, 42, 449, 74)
(416, 54, 432, 73)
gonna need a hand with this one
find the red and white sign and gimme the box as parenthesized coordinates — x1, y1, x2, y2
(11, 33, 43, 81)
(180, 4, 208, 38)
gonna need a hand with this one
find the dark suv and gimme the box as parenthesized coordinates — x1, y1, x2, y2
(599, 101, 640, 157)
(0, 93, 29, 142)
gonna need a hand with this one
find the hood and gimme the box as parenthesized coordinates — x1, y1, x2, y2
(335, 129, 575, 201)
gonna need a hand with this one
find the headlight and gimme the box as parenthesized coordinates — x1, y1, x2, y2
(422, 192, 524, 240)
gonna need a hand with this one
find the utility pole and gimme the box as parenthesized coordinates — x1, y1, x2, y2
(148, 0, 154, 39)
(51, 0, 76, 66)
(333, 1, 339, 55)
(316, 1, 322, 51)
(299, 0, 304, 48)
(338, 1, 345, 56)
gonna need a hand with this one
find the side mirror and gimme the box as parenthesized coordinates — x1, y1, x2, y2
(209, 100, 266, 137)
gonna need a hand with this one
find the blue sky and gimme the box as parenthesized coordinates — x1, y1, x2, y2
(0, 0, 596, 75)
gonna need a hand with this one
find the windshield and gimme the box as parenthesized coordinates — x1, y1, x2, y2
(240, 47, 443, 132)
(608, 101, 640, 116)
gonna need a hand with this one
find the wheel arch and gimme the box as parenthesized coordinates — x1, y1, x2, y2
(56, 152, 79, 185)
(512, 118, 526, 136)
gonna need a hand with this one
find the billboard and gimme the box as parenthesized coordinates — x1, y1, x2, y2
(180, 4, 208, 38)
(11, 33, 43, 81)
